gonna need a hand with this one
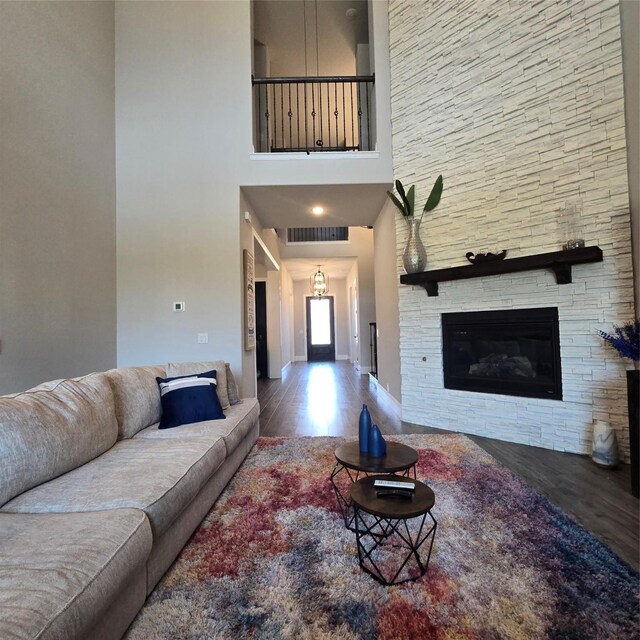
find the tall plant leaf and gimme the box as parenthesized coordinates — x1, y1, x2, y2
(423, 175, 444, 213)
(406, 185, 415, 218)
(386, 191, 405, 215)
(395, 180, 411, 216)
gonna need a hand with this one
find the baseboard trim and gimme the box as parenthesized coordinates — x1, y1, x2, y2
(336, 354, 349, 360)
(293, 356, 307, 362)
(369, 374, 402, 420)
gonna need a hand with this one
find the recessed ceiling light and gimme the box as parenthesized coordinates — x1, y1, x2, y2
(312, 206, 324, 215)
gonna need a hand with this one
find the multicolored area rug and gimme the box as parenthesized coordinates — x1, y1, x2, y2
(126, 435, 639, 639)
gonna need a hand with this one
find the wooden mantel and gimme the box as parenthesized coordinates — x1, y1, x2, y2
(399, 246, 603, 296)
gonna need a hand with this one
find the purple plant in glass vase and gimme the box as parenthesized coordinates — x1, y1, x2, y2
(597, 319, 640, 364)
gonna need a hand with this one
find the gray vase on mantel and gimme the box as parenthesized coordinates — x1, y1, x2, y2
(403, 216, 427, 274)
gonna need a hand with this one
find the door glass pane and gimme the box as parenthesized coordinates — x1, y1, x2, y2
(310, 298, 331, 345)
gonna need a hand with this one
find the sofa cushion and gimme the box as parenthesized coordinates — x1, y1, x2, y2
(0, 509, 151, 640)
(0, 373, 118, 507)
(167, 360, 229, 409)
(105, 365, 166, 439)
(157, 370, 224, 429)
(135, 397, 259, 456)
(226, 363, 242, 405)
(1, 437, 227, 539)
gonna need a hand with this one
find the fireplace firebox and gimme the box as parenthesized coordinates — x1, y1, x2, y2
(442, 308, 562, 400)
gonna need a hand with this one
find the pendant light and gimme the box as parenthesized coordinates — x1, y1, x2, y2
(311, 265, 328, 297)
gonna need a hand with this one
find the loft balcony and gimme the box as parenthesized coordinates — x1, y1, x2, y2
(252, 74, 375, 154)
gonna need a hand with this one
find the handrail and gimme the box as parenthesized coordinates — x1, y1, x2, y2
(252, 74, 375, 85)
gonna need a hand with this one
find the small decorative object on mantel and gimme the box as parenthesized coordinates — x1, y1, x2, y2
(559, 200, 585, 250)
(358, 404, 372, 454)
(591, 420, 619, 468)
(368, 424, 387, 458)
(387, 175, 444, 274)
(465, 250, 508, 264)
(597, 319, 639, 496)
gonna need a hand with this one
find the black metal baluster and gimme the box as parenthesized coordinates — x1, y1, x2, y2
(326, 81, 331, 149)
(296, 83, 300, 151)
(272, 83, 277, 151)
(288, 84, 292, 151)
(311, 82, 316, 151)
(342, 82, 346, 150)
(280, 84, 284, 150)
(334, 82, 339, 150)
(265, 85, 271, 152)
(318, 81, 323, 149)
(357, 82, 363, 151)
(257, 83, 262, 152)
(350, 82, 355, 149)
(304, 82, 309, 151)
(366, 81, 371, 151)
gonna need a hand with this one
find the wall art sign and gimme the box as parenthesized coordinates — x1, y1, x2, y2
(244, 249, 256, 350)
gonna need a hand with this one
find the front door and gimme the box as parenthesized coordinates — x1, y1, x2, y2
(306, 296, 336, 362)
(255, 281, 268, 378)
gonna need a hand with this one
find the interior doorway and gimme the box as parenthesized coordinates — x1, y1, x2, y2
(255, 281, 268, 378)
(306, 296, 336, 361)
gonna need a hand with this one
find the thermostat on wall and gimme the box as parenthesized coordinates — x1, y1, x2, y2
(173, 302, 185, 312)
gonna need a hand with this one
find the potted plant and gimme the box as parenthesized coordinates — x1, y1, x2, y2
(598, 319, 639, 497)
(387, 175, 443, 274)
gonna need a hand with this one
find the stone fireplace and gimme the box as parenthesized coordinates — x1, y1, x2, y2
(390, 0, 635, 460)
(442, 308, 562, 401)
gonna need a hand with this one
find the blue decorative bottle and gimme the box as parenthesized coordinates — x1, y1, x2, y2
(368, 424, 387, 458)
(358, 404, 372, 453)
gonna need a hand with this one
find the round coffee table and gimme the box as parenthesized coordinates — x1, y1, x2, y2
(330, 441, 418, 529)
(350, 475, 437, 586)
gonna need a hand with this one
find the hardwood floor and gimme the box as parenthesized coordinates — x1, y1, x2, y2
(258, 361, 639, 571)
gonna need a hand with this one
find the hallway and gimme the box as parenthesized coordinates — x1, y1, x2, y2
(258, 361, 639, 570)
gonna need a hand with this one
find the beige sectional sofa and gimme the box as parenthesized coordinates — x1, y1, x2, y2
(0, 361, 259, 640)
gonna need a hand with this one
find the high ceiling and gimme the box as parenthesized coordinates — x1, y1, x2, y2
(242, 183, 391, 230)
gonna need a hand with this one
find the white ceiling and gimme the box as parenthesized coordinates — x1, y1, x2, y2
(242, 183, 391, 229)
(283, 256, 357, 281)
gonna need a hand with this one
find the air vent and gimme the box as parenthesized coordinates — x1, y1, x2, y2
(287, 227, 349, 243)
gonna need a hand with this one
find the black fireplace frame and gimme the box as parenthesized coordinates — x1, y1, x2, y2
(442, 307, 562, 401)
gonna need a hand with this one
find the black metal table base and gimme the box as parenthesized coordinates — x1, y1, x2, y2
(353, 507, 437, 586)
(330, 462, 417, 531)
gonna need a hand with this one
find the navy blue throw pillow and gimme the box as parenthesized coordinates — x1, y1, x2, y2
(156, 369, 225, 429)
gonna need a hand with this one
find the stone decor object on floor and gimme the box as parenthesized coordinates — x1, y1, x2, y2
(386, 176, 443, 274)
(592, 420, 619, 468)
(358, 404, 372, 453)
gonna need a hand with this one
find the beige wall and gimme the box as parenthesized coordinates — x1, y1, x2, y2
(240, 194, 258, 396)
(293, 280, 308, 358)
(0, 1, 116, 394)
(116, 1, 251, 378)
(253, 0, 369, 77)
(280, 264, 295, 369)
(620, 0, 639, 315)
(373, 200, 401, 401)
(115, 1, 390, 390)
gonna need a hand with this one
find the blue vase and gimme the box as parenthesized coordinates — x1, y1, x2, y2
(358, 404, 372, 453)
(368, 424, 387, 458)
